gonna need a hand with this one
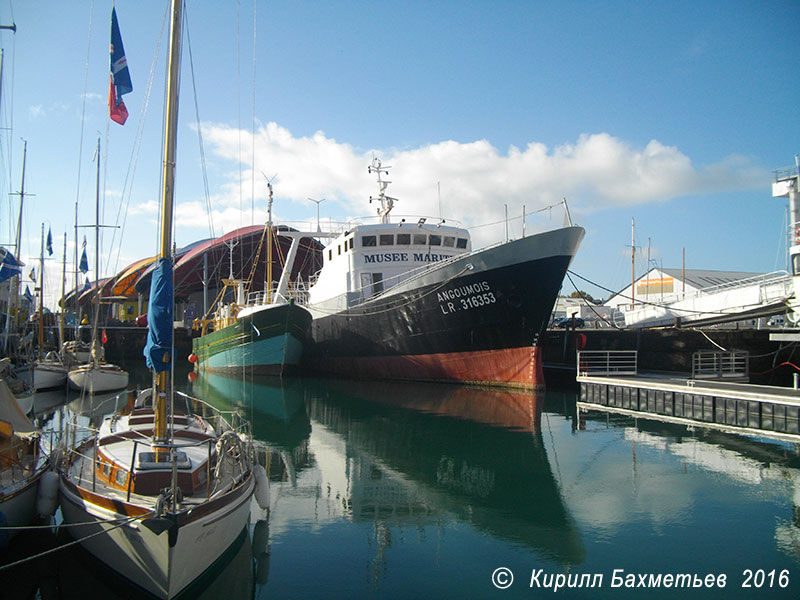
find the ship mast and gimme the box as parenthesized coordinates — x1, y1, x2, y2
(368, 158, 398, 224)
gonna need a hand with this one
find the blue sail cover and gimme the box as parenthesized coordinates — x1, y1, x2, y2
(144, 257, 173, 372)
(0, 247, 23, 285)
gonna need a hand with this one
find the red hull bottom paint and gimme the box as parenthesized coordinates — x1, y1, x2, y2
(310, 345, 546, 390)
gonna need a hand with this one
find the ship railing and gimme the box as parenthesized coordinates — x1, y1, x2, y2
(63, 389, 254, 501)
(691, 351, 749, 380)
(577, 350, 638, 377)
(618, 271, 792, 314)
(774, 167, 800, 182)
(348, 251, 469, 307)
(245, 278, 312, 307)
(273, 214, 465, 236)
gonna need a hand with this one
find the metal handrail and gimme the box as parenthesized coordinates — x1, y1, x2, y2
(577, 350, 638, 376)
(691, 351, 749, 379)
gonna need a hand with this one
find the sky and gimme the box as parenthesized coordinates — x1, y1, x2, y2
(1, 0, 799, 310)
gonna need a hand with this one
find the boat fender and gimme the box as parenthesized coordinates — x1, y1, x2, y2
(188, 353, 198, 363)
(252, 518, 269, 556)
(254, 464, 270, 510)
(575, 333, 587, 351)
(37, 470, 60, 518)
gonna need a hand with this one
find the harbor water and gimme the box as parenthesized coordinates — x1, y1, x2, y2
(2, 363, 799, 599)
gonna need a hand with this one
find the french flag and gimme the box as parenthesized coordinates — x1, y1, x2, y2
(109, 7, 133, 125)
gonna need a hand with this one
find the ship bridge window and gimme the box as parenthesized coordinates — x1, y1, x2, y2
(349, 238, 354, 250)
(794, 255, 800, 276)
(443, 236, 455, 247)
(429, 235, 442, 246)
(413, 233, 427, 245)
(362, 235, 377, 247)
(456, 238, 468, 249)
(328, 249, 333, 260)
(397, 233, 411, 245)
(379, 234, 394, 246)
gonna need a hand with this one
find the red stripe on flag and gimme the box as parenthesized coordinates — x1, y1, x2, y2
(108, 76, 129, 125)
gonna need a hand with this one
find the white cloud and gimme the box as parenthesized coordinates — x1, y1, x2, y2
(192, 122, 767, 248)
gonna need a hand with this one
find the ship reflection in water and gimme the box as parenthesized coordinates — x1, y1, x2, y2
(193, 372, 584, 565)
(3, 376, 800, 598)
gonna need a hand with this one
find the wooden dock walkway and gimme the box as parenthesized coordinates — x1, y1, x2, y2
(576, 350, 800, 443)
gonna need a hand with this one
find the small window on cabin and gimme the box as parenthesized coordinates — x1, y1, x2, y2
(429, 235, 442, 246)
(397, 233, 411, 245)
(379, 234, 394, 246)
(362, 235, 377, 247)
(413, 233, 427, 245)
(114, 468, 128, 487)
(443, 236, 455, 247)
(328, 249, 333, 261)
(349, 238, 354, 250)
(456, 238, 468, 249)
(102, 462, 111, 478)
(338, 245, 342, 255)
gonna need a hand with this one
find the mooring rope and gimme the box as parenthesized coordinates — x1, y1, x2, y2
(0, 510, 155, 572)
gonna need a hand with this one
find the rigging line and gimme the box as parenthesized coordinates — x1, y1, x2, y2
(314, 263, 474, 318)
(466, 201, 566, 231)
(250, 0, 257, 230)
(72, 0, 94, 304)
(106, 2, 170, 278)
(236, 0, 244, 272)
(697, 329, 727, 352)
(0, 510, 155, 572)
(565, 272, 621, 329)
(567, 269, 786, 318)
(185, 7, 215, 239)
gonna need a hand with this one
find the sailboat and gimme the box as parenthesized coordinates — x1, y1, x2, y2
(0, 378, 54, 548)
(16, 224, 69, 391)
(190, 182, 318, 376)
(66, 138, 129, 393)
(58, 4, 260, 598)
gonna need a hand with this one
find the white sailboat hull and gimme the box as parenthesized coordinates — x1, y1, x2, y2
(67, 364, 129, 393)
(16, 362, 68, 391)
(58, 476, 254, 599)
(0, 467, 43, 544)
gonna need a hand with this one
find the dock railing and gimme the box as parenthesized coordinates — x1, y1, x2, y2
(577, 350, 638, 377)
(691, 351, 749, 380)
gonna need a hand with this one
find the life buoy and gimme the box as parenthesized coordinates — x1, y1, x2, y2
(575, 333, 587, 350)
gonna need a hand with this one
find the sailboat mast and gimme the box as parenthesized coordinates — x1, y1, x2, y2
(38, 223, 44, 356)
(59, 232, 66, 350)
(160, 2, 181, 260)
(94, 137, 100, 290)
(154, 0, 183, 443)
(267, 182, 273, 303)
(11, 140, 27, 326)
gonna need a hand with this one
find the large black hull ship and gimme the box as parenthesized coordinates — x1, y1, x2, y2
(305, 225, 585, 388)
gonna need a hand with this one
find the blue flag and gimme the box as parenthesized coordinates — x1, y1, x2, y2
(46, 227, 53, 256)
(79, 236, 89, 274)
(109, 7, 133, 125)
(0, 247, 23, 285)
(23, 285, 33, 302)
